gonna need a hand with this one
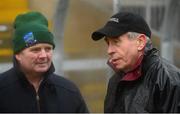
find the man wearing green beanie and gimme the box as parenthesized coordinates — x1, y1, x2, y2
(0, 11, 88, 113)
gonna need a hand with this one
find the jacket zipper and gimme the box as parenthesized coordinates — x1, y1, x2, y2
(36, 94, 40, 112)
(35, 79, 43, 112)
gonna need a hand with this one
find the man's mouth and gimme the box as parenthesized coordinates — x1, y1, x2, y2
(109, 57, 119, 64)
(37, 62, 48, 66)
(38, 62, 46, 64)
(107, 58, 119, 71)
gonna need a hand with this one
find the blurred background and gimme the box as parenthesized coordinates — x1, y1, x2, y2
(0, 0, 180, 112)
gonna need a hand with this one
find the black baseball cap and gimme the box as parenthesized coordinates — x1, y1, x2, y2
(91, 12, 151, 41)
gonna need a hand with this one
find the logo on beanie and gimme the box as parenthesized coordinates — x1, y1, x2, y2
(23, 32, 37, 47)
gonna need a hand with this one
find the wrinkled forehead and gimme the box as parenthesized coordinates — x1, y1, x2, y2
(28, 43, 53, 48)
(17, 43, 53, 54)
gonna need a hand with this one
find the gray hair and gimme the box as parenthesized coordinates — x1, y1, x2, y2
(127, 32, 152, 54)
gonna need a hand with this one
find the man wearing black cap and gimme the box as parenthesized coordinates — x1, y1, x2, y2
(91, 12, 180, 113)
(0, 11, 88, 113)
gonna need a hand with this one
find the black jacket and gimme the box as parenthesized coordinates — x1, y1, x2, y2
(0, 60, 89, 113)
(104, 48, 180, 113)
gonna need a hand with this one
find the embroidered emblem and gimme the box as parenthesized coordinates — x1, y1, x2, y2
(109, 18, 119, 23)
(23, 32, 37, 47)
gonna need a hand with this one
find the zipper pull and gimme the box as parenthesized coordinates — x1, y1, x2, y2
(36, 94, 40, 112)
(36, 95, 40, 101)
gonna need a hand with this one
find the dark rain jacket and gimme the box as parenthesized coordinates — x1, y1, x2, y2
(0, 59, 89, 113)
(104, 48, 180, 113)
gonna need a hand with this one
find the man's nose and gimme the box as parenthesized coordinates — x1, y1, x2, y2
(107, 44, 115, 55)
(39, 49, 47, 58)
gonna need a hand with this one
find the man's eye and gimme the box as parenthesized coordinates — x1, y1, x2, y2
(31, 48, 40, 52)
(113, 39, 119, 44)
(45, 47, 52, 52)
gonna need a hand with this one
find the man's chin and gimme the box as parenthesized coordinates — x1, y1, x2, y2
(112, 65, 127, 72)
(35, 67, 49, 73)
(110, 65, 121, 72)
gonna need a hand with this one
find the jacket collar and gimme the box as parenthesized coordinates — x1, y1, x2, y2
(142, 48, 159, 75)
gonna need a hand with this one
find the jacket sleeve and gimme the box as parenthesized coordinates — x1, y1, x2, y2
(76, 96, 89, 113)
(149, 68, 180, 112)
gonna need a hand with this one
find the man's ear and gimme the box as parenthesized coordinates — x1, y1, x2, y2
(15, 54, 21, 61)
(136, 34, 146, 51)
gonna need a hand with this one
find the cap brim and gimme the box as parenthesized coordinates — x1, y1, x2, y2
(91, 26, 126, 41)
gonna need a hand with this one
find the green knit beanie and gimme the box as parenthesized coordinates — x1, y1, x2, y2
(13, 11, 55, 54)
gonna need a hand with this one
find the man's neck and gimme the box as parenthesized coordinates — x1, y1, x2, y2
(25, 73, 44, 92)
